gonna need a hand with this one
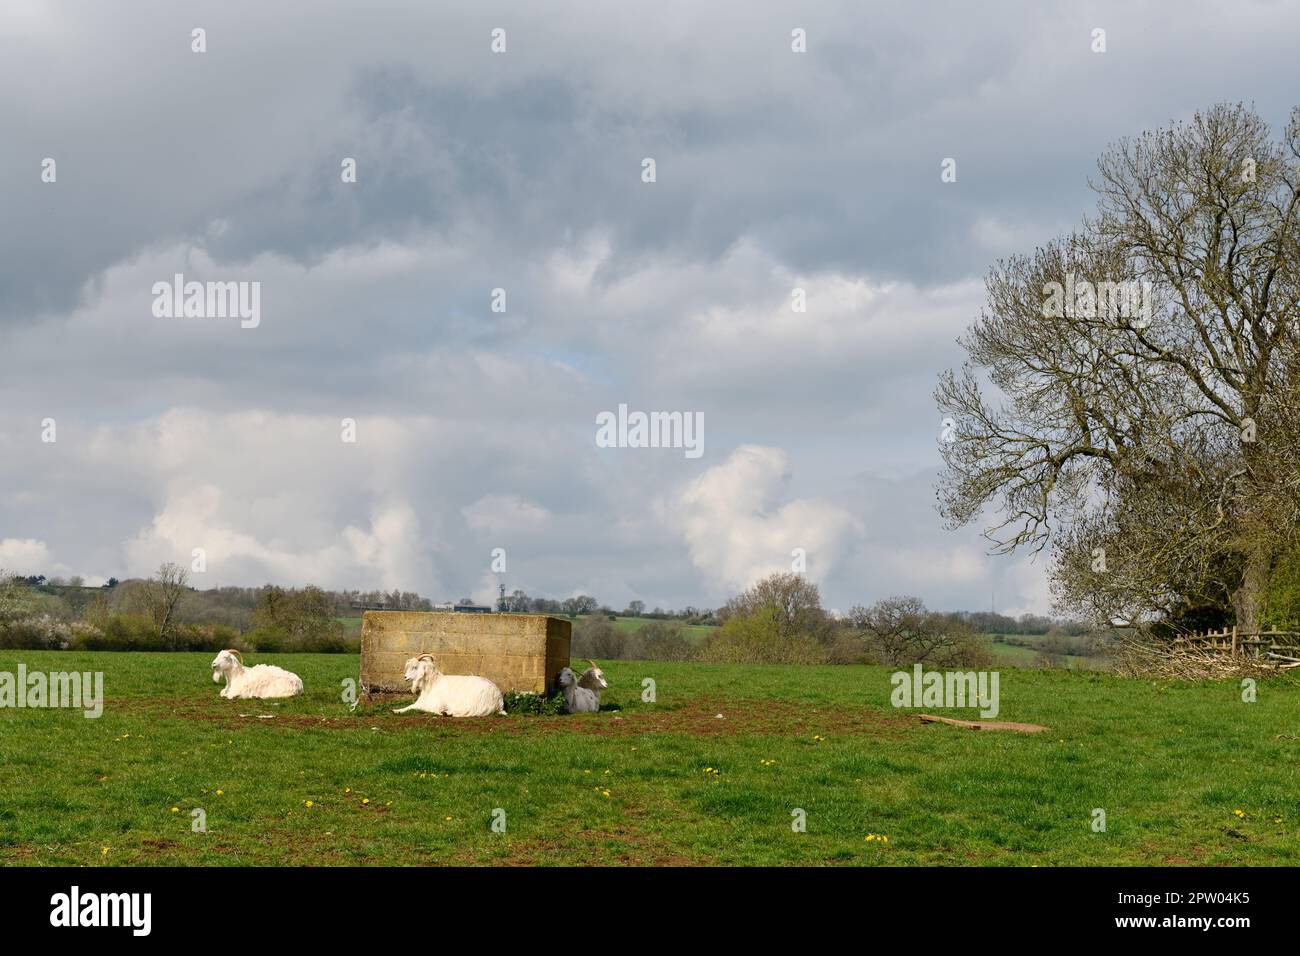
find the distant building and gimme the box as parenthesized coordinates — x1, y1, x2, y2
(432, 600, 493, 614)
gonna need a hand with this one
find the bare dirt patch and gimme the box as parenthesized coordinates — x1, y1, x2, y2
(125, 695, 914, 739)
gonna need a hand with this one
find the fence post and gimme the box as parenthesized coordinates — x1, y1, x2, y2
(1231, 625, 1238, 658)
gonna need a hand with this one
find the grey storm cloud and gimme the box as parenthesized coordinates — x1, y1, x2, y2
(2, 0, 1298, 613)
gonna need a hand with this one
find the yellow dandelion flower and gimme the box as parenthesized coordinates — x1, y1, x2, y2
(170, 806, 179, 813)
(305, 800, 314, 808)
(216, 789, 224, 796)
(101, 847, 109, 856)
(361, 798, 370, 805)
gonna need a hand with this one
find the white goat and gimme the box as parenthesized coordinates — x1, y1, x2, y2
(393, 655, 505, 717)
(210, 649, 303, 699)
(577, 660, 608, 697)
(557, 665, 600, 713)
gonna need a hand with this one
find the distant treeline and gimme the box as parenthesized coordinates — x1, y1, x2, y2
(497, 591, 720, 626)
(0, 567, 439, 653)
(575, 578, 1119, 668)
(950, 610, 1094, 637)
(2, 566, 1097, 656)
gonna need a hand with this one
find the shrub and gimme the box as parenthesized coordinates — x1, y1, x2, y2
(245, 585, 349, 651)
(503, 690, 568, 715)
(636, 621, 694, 661)
(572, 616, 626, 659)
(698, 607, 830, 664)
(700, 573, 838, 663)
(0, 615, 98, 650)
(66, 615, 225, 651)
(826, 628, 874, 664)
(1264, 544, 1300, 631)
(73, 612, 159, 650)
(719, 573, 836, 644)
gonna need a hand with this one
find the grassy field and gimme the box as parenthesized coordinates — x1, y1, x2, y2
(982, 636, 1095, 669)
(606, 615, 717, 641)
(2, 650, 1297, 866)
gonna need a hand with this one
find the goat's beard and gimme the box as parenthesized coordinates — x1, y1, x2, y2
(212, 670, 223, 684)
(410, 665, 434, 697)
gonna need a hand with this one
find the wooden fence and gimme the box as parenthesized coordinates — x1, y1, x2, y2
(1173, 628, 1300, 666)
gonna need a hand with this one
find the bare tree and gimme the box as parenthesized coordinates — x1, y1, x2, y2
(138, 562, 190, 648)
(848, 597, 989, 667)
(937, 104, 1300, 630)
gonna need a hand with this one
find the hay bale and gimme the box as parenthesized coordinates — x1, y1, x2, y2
(360, 611, 571, 695)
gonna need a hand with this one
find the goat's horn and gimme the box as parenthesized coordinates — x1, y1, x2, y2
(417, 654, 434, 662)
(587, 659, 598, 668)
(228, 649, 243, 660)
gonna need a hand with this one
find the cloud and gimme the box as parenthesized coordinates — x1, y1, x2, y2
(6, 2, 1292, 614)
(677, 445, 863, 592)
(0, 538, 54, 575)
(123, 485, 435, 594)
(462, 495, 551, 535)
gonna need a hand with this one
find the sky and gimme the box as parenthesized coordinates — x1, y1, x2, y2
(2, 0, 1298, 616)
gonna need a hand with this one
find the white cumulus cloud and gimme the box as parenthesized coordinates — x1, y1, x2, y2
(676, 445, 863, 593)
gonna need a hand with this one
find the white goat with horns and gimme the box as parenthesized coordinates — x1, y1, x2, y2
(558, 662, 603, 713)
(393, 655, 506, 717)
(210, 649, 304, 699)
(578, 660, 608, 698)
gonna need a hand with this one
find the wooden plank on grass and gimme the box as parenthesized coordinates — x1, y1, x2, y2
(918, 714, 1047, 733)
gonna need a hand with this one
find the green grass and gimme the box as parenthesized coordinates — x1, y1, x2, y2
(1, 651, 1297, 866)
(604, 615, 717, 642)
(982, 637, 1092, 668)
